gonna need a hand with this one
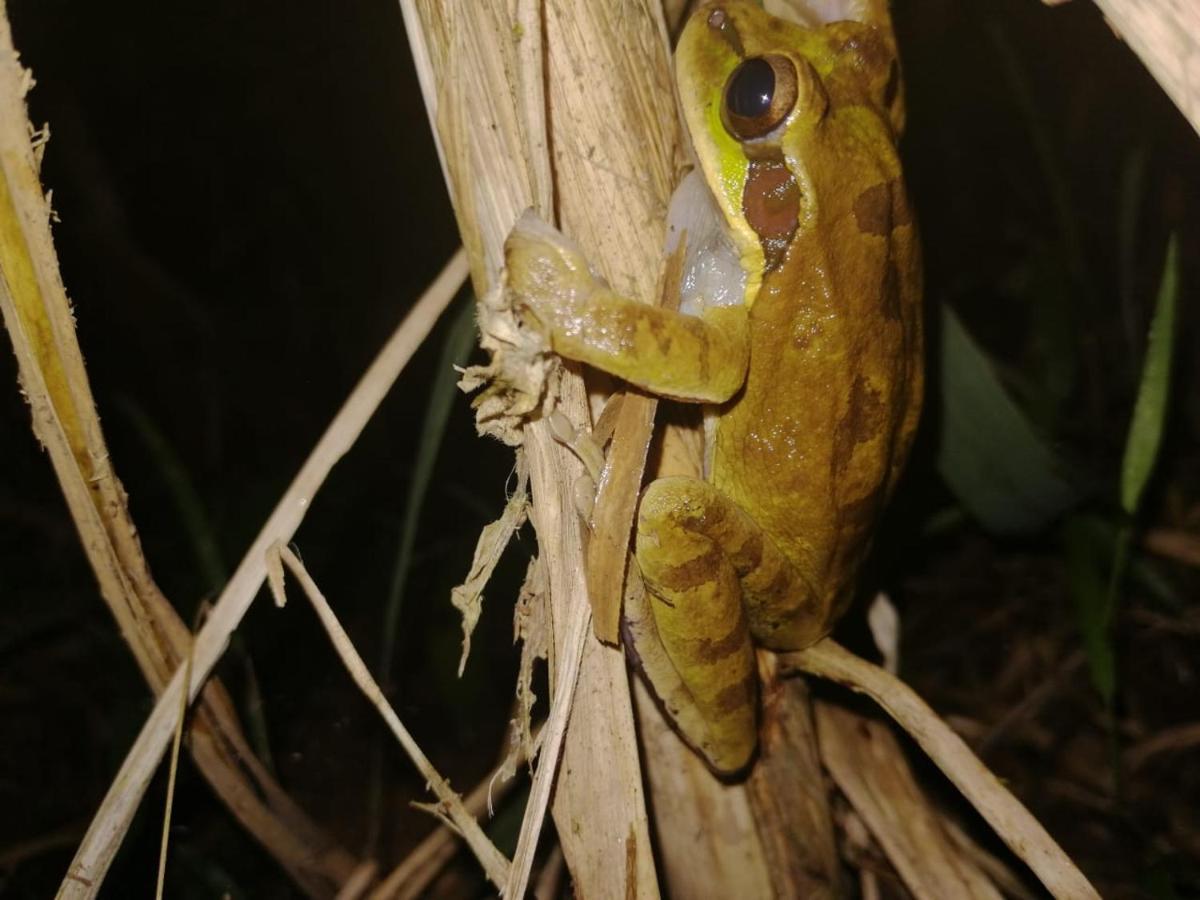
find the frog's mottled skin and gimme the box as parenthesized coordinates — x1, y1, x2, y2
(505, 0, 922, 772)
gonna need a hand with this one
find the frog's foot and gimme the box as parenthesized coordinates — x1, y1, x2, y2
(632, 476, 822, 772)
(505, 212, 605, 338)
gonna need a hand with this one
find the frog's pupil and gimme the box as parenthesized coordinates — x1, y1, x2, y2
(728, 58, 775, 119)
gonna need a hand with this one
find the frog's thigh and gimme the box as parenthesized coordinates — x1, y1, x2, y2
(634, 476, 813, 771)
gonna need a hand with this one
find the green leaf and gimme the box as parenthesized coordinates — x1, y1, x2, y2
(1120, 236, 1180, 515)
(1063, 515, 1117, 703)
(937, 305, 1080, 534)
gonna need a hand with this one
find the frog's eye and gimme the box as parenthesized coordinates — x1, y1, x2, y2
(722, 55, 797, 141)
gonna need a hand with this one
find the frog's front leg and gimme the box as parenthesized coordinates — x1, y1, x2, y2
(505, 215, 749, 402)
(634, 476, 823, 773)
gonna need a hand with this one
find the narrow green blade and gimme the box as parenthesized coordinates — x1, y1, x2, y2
(937, 305, 1080, 534)
(1120, 236, 1180, 515)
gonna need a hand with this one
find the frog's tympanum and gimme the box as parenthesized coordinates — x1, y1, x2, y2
(505, 0, 922, 772)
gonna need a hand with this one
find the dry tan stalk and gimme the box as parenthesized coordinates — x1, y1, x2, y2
(0, 3, 375, 893)
(816, 702, 1004, 900)
(1143, 526, 1200, 567)
(632, 679, 776, 897)
(55, 250, 467, 898)
(1125, 721, 1200, 771)
(334, 861, 378, 900)
(783, 640, 1100, 900)
(400, 1, 662, 896)
(532, 845, 566, 900)
(1086, 0, 1200, 138)
(155, 644, 194, 900)
(367, 732, 529, 900)
(528, 9, 686, 891)
(746, 669, 841, 895)
(393, 6, 601, 887)
(268, 545, 510, 889)
(937, 814, 1038, 900)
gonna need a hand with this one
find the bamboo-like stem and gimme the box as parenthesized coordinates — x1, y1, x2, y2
(1086, 0, 1200, 138)
(56, 251, 467, 898)
(399, 1, 669, 896)
(269, 545, 510, 889)
(783, 640, 1100, 900)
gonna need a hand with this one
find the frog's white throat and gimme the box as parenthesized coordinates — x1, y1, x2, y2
(665, 169, 748, 319)
(664, 168, 748, 480)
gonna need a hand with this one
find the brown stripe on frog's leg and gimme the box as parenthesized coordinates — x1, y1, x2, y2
(635, 476, 820, 771)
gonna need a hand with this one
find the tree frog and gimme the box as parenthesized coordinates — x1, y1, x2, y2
(504, 0, 922, 772)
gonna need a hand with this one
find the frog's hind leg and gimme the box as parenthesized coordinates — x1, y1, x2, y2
(631, 476, 821, 773)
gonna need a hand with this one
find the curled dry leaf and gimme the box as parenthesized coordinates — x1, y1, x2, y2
(458, 210, 608, 447)
(450, 450, 530, 674)
(511, 554, 550, 775)
(457, 279, 556, 447)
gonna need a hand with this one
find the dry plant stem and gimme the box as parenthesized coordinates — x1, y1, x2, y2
(631, 678, 776, 897)
(507, 419, 606, 899)
(401, 1, 661, 896)
(155, 647, 194, 900)
(269, 545, 510, 889)
(533, 845, 566, 900)
(1086, 0, 1200, 138)
(978, 650, 1085, 757)
(367, 738, 527, 900)
(0, 6, 362, 895)
(816, 702, 1003, 899)
(937, 814, 1037, 900)
(746, 672, 841, 896)
(1125, 721, 1200, 771)
(1143, 526, 1200, 567)
(333, 862, 378, 900)
(783, 640, 1100, 900)
(56, 250, 468, 898)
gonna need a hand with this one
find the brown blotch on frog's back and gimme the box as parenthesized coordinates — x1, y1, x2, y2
(853, 178, 911, 237)
(852, 181, 892, 236)
(832, 373, 886, 475)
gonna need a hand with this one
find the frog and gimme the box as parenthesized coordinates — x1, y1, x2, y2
(503, 0, 922, 773)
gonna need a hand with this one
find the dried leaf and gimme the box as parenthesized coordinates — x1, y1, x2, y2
(450, 451, 530, 674)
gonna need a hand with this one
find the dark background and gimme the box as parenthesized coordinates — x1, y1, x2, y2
(1, 0, 1197, 897)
